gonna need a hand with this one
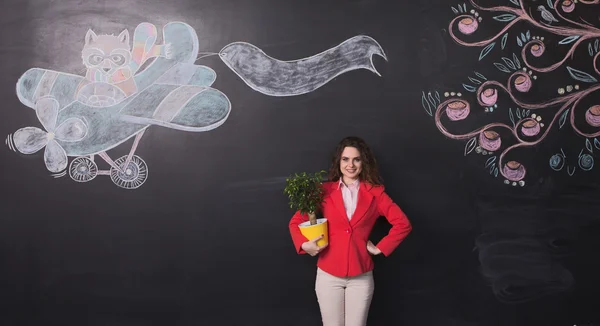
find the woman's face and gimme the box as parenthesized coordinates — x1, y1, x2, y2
(340, 146, 362, 183)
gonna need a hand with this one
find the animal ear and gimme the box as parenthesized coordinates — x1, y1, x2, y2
(85, 29, 97, 45)
(118, 29, 130, 45)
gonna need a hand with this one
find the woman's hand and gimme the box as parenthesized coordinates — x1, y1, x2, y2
(367, 240, 382, 255)
(301, 235, 328, 256)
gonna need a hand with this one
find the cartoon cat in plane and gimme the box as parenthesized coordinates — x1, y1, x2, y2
(75, 23, 172, 106)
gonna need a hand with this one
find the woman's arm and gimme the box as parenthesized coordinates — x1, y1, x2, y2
(289, 211, 310, 254)
(374, 189, 412, 256)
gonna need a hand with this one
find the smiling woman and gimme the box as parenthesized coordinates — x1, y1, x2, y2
(288, 136, 413, 326)
(328, 136, 383, 187)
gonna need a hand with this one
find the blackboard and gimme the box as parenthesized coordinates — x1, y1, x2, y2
(1, 0, 600, 325)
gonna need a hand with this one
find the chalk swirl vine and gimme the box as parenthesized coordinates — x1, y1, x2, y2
(422, 0, 600, 185)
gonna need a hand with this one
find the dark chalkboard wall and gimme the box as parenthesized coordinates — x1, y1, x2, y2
(2, 0, 600, 325)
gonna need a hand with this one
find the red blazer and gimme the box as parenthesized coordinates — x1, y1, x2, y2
(289, 180, 412, 277)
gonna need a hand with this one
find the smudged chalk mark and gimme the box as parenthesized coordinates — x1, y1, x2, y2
(475, 233, 574, 304)
(221, 176, 289, 192)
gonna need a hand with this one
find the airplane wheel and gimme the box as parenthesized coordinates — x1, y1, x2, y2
(69, 156, 98, 182)
(110, 155, 148, 189)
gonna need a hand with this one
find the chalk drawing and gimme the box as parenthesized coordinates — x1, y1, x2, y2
(11, 22, 230, 189)
(549, 142, 597, 177)
(217, 35, 387, 96)
(9, 21, 387, 189)
(421, 0, 600, 186)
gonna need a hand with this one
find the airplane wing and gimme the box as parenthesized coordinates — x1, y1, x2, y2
(119, 84, 231, 132)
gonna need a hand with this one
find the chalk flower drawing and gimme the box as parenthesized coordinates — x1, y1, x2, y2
(10, 21, 386, 189)
(422, 0, 600, 186)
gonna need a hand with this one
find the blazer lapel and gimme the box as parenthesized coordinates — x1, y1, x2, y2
(350, 182, 373, 227)
(331, 186, 351, 226)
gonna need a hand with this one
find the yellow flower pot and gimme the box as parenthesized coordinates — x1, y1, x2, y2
(299, 218, 329, 247)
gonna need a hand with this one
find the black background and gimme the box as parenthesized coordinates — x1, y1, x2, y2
(1, 0, 599, 325)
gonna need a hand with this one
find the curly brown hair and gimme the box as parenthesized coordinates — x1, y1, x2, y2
(328, 136, 383, 186)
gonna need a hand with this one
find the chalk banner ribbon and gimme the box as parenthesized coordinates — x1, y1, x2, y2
(218, 35, 387, 97)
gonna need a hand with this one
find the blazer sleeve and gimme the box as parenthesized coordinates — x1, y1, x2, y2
(374, 188, 412, 257)
(289, 211, 309, 254)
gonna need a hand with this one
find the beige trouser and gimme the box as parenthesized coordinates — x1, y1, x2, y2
(314, 267, 375, 326)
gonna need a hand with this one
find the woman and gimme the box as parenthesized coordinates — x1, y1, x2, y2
(288, 136, 412, 326)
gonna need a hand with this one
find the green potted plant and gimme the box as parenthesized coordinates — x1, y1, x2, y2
(284, 170, 329, 246)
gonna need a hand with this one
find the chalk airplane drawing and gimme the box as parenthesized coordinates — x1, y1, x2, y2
(12, 22, 229, 189)
(10, 21, 387, 189)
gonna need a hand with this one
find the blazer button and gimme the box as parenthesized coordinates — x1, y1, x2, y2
(346, 229, 350, 233)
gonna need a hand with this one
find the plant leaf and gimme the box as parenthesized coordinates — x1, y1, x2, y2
(517, 37, 523, 47)
(509, 0, 519, 5)
(521, 33, 526, 42)
(595, 39, 599, 52)
(516, 109, 522, 119)
(526, 30, 530, 40)
(435, 91, 441, 104)
(494, 62, 511, 73)
(547, 0, 553, 8)
(422, 91, 433, 116)
(463, 3, 467, 12)
(283, 170, 327, 215)
(494, 14, 517, 22)
(451, 6, 458, 14)
(485, 156, 497, 168)
(509, 108, 515, 127)
(559, 109, 570, 129)
(502, 57, 516, 70)
(559, 35, 581, 45)
(479, 42, 496, 61)
(474, 71, 487, 80)
(566, 66, 598, 83)
(594, 138, 600, 150)
(494, 167, 499, 177)
(468, 77, 481, 84)
(589, 43, 594, 57)
(525, 109, 530, 116)
(586, 138, 593, 153)
(427, 92, 436, 110)
(463, 83, 477, 92)
(464, 137, 477, 156)
(501, 33, 508, 49)
(512, 53, 521, 68)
